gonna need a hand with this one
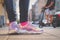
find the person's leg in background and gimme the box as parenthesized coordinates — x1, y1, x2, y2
(19, 0, 43, 32)
(4, 0, 19, 33)
(49, 15, 53, 25)
(49, 10, 54, 26)
(45, 9, 50, 24)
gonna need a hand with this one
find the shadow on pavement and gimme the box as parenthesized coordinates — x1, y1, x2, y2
(0, 33, 43, 36)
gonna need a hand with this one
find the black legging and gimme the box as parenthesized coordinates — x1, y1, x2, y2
(20, 0, 29, 23)
(4, 0, 29, 23)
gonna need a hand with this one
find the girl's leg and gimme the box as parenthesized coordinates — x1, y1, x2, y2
(19, 0, 29, 27)
(4, 0, 19, 33)
(4, 0, 16, 22)
(20, 0, 29, 23)
(19, 0, 43, 32)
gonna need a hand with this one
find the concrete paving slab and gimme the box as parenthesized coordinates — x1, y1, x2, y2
(0, 29, 8, 34)
(8, 37, 60, 40)
(0, 36, 8, 40)
(8, 33, 57, 38)
(43, 27, 60, 37)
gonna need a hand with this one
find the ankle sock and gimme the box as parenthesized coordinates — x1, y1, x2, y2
(21, 21, 28, 26)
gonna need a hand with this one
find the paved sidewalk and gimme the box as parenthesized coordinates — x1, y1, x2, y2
(0, 27, 60, 40)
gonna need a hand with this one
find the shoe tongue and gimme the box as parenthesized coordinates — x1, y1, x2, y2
(12, 22, 17, 24)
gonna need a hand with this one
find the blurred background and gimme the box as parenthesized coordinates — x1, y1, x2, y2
(0, 0, 60, 27)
